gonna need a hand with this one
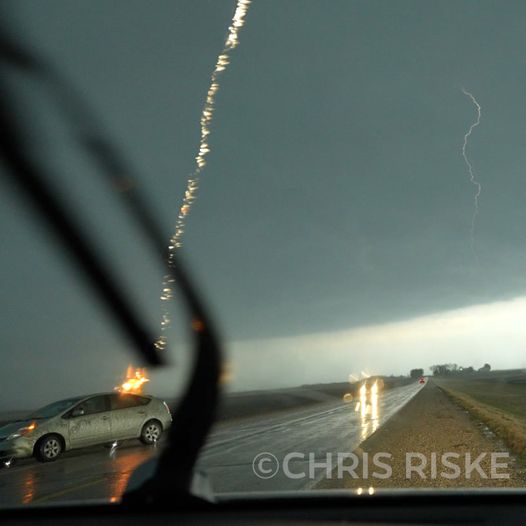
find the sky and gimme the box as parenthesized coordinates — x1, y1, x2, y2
(2, 0, 526, 408)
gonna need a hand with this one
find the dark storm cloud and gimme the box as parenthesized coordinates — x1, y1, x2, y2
(2, 1, 526, 407)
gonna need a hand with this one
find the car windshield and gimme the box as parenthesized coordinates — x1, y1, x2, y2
(27, 398, 85, 420)
(3, 0, 526, 509)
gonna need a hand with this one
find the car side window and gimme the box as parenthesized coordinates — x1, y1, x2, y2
(72, 396, 108, 416)
(110, 394, 149, 410)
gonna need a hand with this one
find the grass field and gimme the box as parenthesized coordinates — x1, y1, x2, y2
(435, 370, 526, 455)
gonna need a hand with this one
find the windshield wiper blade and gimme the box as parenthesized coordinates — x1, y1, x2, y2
(0, 93, 162, 366)
(0, 17, 222, 505)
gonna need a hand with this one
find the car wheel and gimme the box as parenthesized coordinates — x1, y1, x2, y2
(140, 420, 162, 445)
(35, 434, 63, 462)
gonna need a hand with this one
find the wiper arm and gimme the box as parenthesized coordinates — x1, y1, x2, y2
(0, 17, 221, 504)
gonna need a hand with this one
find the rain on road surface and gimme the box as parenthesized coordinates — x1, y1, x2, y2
(0, 381, 424, 505)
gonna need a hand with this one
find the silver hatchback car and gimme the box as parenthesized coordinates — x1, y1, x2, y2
(0, 392, 172, 462)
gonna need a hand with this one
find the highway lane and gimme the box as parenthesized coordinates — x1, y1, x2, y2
(0, 381, 424, 506)
(199, 380, 425, 492)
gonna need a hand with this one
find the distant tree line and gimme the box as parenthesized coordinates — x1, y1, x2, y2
(428, 363, 491, 376)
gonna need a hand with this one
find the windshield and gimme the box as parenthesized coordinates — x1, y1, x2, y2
(2, 0, 526, 509)
(27, 398, 85, 420)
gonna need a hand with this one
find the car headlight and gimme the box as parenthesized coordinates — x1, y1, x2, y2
(6, 421, 38, 440)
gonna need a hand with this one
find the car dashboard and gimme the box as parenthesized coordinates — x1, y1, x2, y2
(1, 490, 526, 526)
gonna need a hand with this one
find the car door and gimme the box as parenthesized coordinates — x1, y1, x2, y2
(109, 394, 149, 440)
(66, 395, 112, 448)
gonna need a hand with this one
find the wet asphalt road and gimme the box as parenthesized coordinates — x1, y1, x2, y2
(0, 381, 424, 506)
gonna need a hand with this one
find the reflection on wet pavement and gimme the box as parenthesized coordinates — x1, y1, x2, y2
(0, 443, 154, 506)
(0, 382, 424, 505)
(22, 471, 36, 504)
(108, 448, 152, 503)
(357, 380, 380, 441)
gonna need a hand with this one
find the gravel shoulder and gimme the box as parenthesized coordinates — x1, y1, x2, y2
(317, 380, 526, 489)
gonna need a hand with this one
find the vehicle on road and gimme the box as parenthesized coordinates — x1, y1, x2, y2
(0, 393, 172, 462)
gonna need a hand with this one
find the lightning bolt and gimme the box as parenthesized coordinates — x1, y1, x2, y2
(461, 88, 482, 252)
(157, 0, 252, 350)
(109, 441, 118, 457)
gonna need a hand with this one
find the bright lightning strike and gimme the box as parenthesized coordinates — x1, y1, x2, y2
(109, 441, 118, 457)
(461, 88, 482, 252)
(157, 0, 252, 350)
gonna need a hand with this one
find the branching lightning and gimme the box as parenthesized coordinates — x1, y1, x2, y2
(156, 0, 252, 350)
(461, 88, 482, 251)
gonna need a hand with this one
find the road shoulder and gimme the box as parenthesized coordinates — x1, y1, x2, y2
(317, 380, 526, 489)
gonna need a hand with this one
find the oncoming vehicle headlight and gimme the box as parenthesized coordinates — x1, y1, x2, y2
(7, 421, 38, 440)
